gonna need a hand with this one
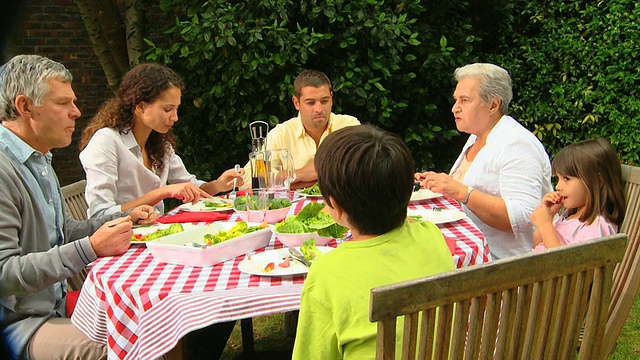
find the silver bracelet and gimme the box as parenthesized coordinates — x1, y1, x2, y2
(463, 186, 474, 204)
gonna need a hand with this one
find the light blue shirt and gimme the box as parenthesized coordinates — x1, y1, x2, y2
(0, 124, 66, 299)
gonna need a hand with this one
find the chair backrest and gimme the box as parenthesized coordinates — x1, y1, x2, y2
(370, 234, 627, 360)
(60, 179, 89, 291)
(61, 179, 88, 221)
(605, 164, 640, 355)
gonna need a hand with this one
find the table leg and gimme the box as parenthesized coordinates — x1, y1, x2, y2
(240, 318, 255, 357)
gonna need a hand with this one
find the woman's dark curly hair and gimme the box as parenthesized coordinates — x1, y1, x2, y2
(79, 63, 184, 172)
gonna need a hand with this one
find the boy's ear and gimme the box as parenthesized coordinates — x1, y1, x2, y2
(328, 195, 345, 219)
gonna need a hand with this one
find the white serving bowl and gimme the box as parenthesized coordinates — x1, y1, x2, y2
(272, 229, 333, 247)
(146, 222, 272, 267)
(234, 206, 292, 224)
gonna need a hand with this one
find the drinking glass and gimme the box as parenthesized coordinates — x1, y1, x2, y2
(245, 188, 268, 223)
(266, 149, 296, 200)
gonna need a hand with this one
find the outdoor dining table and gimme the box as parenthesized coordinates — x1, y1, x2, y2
(71, 194, 490, 360)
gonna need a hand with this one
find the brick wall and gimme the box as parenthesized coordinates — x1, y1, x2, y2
(8, 0, 117, 186)
(6, 0, 170, 186)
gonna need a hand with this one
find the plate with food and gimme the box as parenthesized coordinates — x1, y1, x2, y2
(410, 188, 443, 203)
(407, 208, 466, 225)
(131, 223, 197, 244)
(297, 183, 323, 198)
(145, 221, 272, 267)
(177, 197, 234, 212)
(238, 243, 334, 276)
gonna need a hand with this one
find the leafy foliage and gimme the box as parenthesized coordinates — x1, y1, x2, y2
(493, 0, 640, 164)
(145, 0, 506, 177)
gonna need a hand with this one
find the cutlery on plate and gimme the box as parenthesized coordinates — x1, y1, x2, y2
(288, 247, 312, 267)
(229, 164, 241, 200)
(431, 206, 443, 215)
(186, 242, 210, 248)
(290, 196, 307, 204)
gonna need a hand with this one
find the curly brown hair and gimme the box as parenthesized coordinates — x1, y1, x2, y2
(79, 63, 185, 172)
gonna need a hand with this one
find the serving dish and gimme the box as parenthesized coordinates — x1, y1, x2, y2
(146, 222, 272, 267)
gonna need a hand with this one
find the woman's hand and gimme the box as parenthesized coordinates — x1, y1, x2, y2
(216, 167, 245, 190)
(418, 171, 467, 203)
(129, 205, 160, 225)
(201, 167, 245, 195)
(161, 182, 212, 204)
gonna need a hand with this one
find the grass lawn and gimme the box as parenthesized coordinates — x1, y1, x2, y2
(220, 293, 640, 359)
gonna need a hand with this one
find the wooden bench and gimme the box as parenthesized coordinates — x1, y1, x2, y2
(370, 234, 627, 360)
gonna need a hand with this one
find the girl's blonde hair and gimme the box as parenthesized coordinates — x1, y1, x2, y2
(552, 138, 625, 226)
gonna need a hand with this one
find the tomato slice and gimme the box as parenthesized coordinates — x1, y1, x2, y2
(278, 256, 291, 268)
(264, 262, 275, 273)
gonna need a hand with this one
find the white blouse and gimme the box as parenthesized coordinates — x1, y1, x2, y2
(79, 128, 204, 218)
(450, 115, 553, 259)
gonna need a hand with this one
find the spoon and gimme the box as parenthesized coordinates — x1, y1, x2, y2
(186, 242, 210, 248)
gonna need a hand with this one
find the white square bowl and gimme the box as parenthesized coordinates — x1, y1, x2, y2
(146, 222, 272, 267)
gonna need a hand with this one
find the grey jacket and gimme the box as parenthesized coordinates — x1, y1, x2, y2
(0, 151, 122, 358)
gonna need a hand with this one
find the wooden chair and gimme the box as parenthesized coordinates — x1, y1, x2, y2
(61, 180, 90, 291)
(604, 164, 640, 355)
(370, 234, 627, 360)
(61, 179, 89, 221)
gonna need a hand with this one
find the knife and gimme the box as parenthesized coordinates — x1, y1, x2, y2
(288, 247, 312, 267)
(413, 182, 422, 192)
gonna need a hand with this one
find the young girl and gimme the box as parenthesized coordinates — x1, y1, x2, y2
(79, 63, 243, 218)
(531, 138, 625, 250)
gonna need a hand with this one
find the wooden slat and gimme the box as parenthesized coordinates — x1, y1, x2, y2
(605, 164, 640, 355)
(371, 234, 627, 360)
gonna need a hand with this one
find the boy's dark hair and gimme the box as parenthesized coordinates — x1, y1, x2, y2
(552, 138, 626, 226)
(315, 124, 414, 235)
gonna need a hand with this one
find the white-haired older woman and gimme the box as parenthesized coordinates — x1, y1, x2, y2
(416, 63, 552, 259)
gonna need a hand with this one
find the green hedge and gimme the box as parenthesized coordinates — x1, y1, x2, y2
(493, 0, 640, 164)
(146, 0, 639, 180)
(146, 0, 515, 178)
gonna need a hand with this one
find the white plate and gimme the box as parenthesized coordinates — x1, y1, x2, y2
(238, 246, 334, 276)
(407, 208, 466, 224)
(146, 222, 273, 267)
(131, 223, 198, 244)
(410, 189, 443, 203)
(177, 197, 234, 212)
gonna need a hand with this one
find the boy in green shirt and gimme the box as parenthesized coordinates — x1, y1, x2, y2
(292, 124, 456, 359)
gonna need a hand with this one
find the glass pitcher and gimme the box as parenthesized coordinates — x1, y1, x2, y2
(265, 149, 296, 196)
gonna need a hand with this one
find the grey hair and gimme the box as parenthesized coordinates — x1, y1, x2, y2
(0, 54, 73, 121)
(454, 63, 512, 115)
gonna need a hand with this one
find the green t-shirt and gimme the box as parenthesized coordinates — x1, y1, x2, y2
(292, 220, 456, 360)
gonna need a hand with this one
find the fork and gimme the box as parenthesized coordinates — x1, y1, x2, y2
(228, 164, 241, 200)
(287, 247, 311, 267)
(431, 206, 443, 215)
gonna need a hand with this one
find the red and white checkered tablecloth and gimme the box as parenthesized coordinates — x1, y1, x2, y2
(71, 196, 489, 360)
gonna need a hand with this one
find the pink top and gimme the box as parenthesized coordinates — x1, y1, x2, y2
(534, 212, 618, 251)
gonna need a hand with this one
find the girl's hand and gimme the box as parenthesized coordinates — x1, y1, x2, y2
(162, 183, 212, 204)
(541, 191, 563, 215)
(530, 194, 559, 228)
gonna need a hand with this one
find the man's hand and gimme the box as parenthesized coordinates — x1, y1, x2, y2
(89, 216, 133, 257)
(293, 159, 317, 183)
(130, 205, 160, 225)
